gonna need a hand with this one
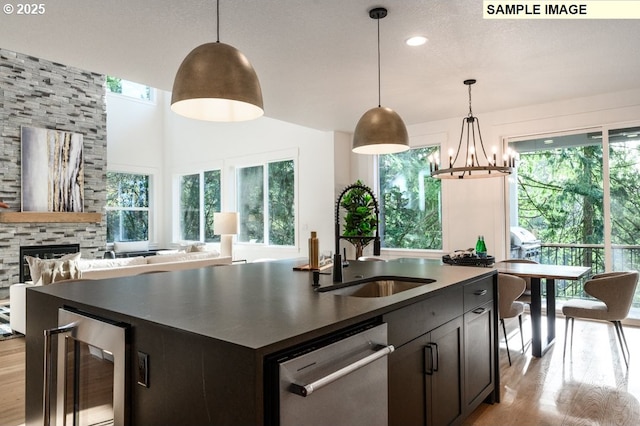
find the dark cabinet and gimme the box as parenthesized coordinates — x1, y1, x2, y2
(464, 301, 494, 410)
(388, 316, 463, 426)
(426, 317, 464, 426)
(386, 274, 498, 426)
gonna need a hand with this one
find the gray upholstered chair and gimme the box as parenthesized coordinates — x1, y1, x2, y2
(498, 273, 527, 366)
(495, 258, 539, 304)
(562, 271, 639, 368)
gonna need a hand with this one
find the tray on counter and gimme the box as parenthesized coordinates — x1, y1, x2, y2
(442, 254, 495, 267)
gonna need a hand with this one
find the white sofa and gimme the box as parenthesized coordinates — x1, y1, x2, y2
(10, 251, 232, 335)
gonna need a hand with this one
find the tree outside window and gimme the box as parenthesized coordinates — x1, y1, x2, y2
(237, 160, 295, 246)
(378, 146, 442, 250)
(106, 172, 150, 242)
(179, 170, 221, 242)
(510, 126, 640, 311)
(106, 76, 154, 102)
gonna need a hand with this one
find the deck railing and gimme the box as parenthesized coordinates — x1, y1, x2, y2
(540, 243, 640, 308)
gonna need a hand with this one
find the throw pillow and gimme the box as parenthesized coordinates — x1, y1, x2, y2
(187, 243, 206, 253)
(25, 252, 82, 285)
(113, 241, 149, 253)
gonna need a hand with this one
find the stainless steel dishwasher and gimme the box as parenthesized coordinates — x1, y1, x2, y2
(266, 321, 394, 426)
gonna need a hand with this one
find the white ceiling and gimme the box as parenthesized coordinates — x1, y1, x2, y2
(1, 0, 639, 132)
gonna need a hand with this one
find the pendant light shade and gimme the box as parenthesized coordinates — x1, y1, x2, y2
(352, 7, 409, 155)
(171, 1, 264, 122)
(353, 106, 409, 154)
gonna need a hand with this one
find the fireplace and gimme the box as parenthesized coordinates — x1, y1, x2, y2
(19, 244, 80, 283)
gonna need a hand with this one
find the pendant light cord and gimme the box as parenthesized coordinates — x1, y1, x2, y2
(377, 16, 381, 108)
(216, 0, 220, 43)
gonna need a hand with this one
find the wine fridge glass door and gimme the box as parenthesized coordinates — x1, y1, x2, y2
(55, 309, 128, 426)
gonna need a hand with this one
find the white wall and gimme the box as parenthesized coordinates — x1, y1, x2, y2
(107, 85, 640, 263)
(352, 88, 640, 261)
(106, 91, 166, 247)
(162, 95, 336, 262)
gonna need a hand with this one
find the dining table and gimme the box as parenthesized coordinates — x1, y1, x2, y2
(495, 262, 592, 357)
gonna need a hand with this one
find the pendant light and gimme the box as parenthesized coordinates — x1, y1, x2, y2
(352, 7, 409, 155)
(430, 79, 514, 179)
(171, 0, 264, 122)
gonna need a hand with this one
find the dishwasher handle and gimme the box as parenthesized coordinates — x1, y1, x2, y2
(290, 344, 395, 397)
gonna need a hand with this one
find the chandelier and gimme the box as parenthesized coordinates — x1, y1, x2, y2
(430, 79, 514, 179)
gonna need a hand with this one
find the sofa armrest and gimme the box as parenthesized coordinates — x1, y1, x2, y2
(9, 282, 37, 335)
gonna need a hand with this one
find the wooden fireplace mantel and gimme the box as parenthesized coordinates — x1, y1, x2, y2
(0, 212, 102, 223)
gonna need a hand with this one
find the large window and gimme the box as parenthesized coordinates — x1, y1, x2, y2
(509, 126, 640, 314)
(106, 172, 150, 242)
(237, 160, 295, 246)
(512, 132, 604, 250)
(378, 146, 442, 250)
(178, 170, 221, 242)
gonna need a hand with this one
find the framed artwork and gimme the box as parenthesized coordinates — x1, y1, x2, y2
(21, 126, 84, 212)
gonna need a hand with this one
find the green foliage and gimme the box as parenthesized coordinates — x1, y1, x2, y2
(204, 170, 221, 242)
(517, 145, 604, 245)
(516, 132, 640, 283)
(106, 172, 149, 242)
(379, 147, 442, 249)
(268, 160, 295, 246)
(180, 174, 200, 241)
(340, 180, 377, 257)
(105, 76, 122, 94)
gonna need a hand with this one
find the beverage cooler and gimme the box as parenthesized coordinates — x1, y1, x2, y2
(43, 308, 130, 426)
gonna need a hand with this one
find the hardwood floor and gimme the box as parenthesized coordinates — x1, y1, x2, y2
(0, 337, 25, 426)
(1, 317, 639, 426)
(464, 316, 640, 426)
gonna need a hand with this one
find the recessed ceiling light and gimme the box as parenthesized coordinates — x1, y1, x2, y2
(626, 133, 638, 138)
(544, 139, 554, 144)
(406, 36, 428, 47)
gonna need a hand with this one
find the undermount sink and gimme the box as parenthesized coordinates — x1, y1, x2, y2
(319, 279, 435, 298)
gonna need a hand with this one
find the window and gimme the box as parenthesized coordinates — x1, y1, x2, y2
(608, 127, 640, 272)
(178, 170, 221, 242)
(237, 160, 295, 246)
(510, 132, 604, 251)
(106, 76, 154, 102)
(378, 146, 442, 250)
(106, 172, 150, 242)
(508, 126, 640, 316)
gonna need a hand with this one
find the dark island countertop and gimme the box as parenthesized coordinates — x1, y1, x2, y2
(30, 258, 496, 353)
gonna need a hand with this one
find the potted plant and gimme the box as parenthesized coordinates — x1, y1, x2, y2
(340, 180, 379, 259)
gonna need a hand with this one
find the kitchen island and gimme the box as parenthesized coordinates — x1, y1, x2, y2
(25, 258, 498, 425)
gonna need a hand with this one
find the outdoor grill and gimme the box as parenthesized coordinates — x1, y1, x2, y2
(510, 226, 541, 261)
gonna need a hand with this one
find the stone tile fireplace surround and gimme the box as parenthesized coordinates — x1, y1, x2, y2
(0, 48, 107, 298)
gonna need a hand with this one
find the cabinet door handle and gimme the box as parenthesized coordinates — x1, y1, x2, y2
(43, 322, 77, 426)
(472, 307, 486, 314)
(432, 343, 439, 372)
(424, 343, 439, 375)
(474, 289, 488, 296)
(424, 344, 434, 375)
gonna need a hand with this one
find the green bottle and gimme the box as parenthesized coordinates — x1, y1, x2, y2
(476, 235, 487, 258)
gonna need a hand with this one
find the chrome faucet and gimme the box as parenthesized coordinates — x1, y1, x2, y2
(333, 183, 381, 282)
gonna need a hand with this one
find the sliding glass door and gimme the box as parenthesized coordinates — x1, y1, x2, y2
(507, 125, 640, 319)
